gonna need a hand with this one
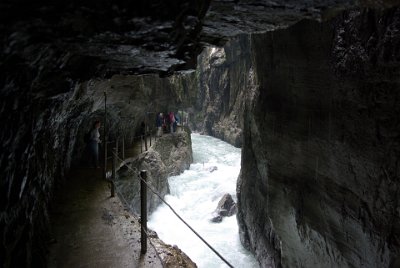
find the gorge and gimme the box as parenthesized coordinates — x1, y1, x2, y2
(1, 0, 400, 267)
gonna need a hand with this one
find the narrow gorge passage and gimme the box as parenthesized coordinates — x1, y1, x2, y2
(149, 134, 258, 268)
(2, 1, 399, 267)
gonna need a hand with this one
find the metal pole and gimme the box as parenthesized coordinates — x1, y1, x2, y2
(122, 135, 125, 159)
(140, 170, 147, 254)
(155, 113, 157, 142)
(145, 134, 148, 151)
(181, 110, 183, 129)
(144, 114, 148, 151)
(150, 114, 152, 146)
(149, 127, 152, 147)
(111, 148, 116, 197)
(141, 136, 143, 153)
(103, 91, 107, 180)
(116, 138, 119, 157)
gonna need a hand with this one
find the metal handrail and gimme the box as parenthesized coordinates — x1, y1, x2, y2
(109, 143, 235, 268)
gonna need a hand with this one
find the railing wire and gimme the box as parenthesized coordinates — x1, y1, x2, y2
(110, 167, 166, 268)
(113, 152, 235, 268)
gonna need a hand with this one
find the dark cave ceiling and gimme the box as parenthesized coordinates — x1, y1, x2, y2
(0, 0, 398, 79)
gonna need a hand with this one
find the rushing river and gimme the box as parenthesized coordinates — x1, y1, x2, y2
(148, 134, 259, 268)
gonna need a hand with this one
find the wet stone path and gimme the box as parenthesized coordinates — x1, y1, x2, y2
(47, 137, 162, 268)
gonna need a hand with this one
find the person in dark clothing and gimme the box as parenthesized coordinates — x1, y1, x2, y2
(88, 120, 101, 168)
(173, 113, 178, 132)
(169, 111, 175, 133)
(156, 113, 163, 137)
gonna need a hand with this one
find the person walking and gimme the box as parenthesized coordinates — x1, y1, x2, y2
(88, 120, 101, 168)
(156, 113, 163, 137)
(169, 112, 175, 133)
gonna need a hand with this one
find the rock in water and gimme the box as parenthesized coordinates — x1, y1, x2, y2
(210, 214, 223, 223)
(210, 193, 237, 223)
(207, 166, 218, 172)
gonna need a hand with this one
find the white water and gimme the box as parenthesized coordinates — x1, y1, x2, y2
(148, 133, 259, 268)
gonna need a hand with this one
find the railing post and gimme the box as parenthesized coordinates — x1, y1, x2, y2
(103, 91, 107, 180)
(141, 135, 143, 153)
(122, 135, 125, 159)
(140, 170, 147, 254)
(181, 110, 184, 129)
(144, 133, 148, 151)
(111, 148, 116, 197)
(116, 138, 119, 157)
(149, 130, 152, 147)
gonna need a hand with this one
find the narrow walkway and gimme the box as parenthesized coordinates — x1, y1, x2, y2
(47, 136, 162, 268)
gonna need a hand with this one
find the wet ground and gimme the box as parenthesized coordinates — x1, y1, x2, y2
(47, 137, 162, 268)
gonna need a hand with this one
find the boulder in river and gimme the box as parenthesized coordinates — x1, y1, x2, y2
(207, 166, 218, 172)
(210, 193, 237, 223)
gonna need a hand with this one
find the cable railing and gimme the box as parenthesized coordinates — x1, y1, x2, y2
(107, 135, 235, 268)
(110, 163, 165, 267)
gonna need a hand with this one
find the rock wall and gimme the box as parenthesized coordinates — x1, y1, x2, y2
(191, 35, 253, 147)
(0, 0, 203, 262)
(0, 82, 94, 267)
(237, 8, 400, 268)
(0, 63, 197, 267)
(115, 129, 193, 215)
(72, 73, 198, 166)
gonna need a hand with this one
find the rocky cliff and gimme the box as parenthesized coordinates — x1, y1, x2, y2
(0, 1, 205, 266)
(115, 129, 193, 215)
(191, 38, 251, 147)
(237, 8, 400, 268)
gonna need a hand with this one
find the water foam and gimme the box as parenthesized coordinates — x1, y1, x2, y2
(148, 134, 258, 268)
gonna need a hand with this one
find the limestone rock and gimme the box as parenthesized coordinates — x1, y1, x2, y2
(210, 214, 223, 223)
(211, 193, 237, 223)
(149, 230, 197, 268)
(115, 150, 168, 215)
(237, 9, 400, 268)
(153, 130, 193, 176)
(115, 129, 193, 215)
(207, 166, 218, 173)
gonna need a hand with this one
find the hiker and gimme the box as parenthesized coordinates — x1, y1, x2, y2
(173, 113, 178, 132)
(175, 113, 180, 125)
(169, 111, 175, 133)
(88, 120, 101, 168)
(163, 112, 168, 133)
(156, 113, 163, 137)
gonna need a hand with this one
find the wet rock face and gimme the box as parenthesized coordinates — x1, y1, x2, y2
(152, 129, 193, 176)
(0, 0, 206, 265)
(191, 37, 252, 147)
(237, 8, 400, 268)
(0, 86, 94, 267)
(0, 0, 209, 76)
(149, 231, 198, 268)
(115, 130, 193, 215)
(211, 193, 237, 223)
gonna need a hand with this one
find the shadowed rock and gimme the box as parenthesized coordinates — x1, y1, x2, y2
(211, 193, 237, 223)
(115, 130, 193, 215)
(207, 166, 218, 172)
